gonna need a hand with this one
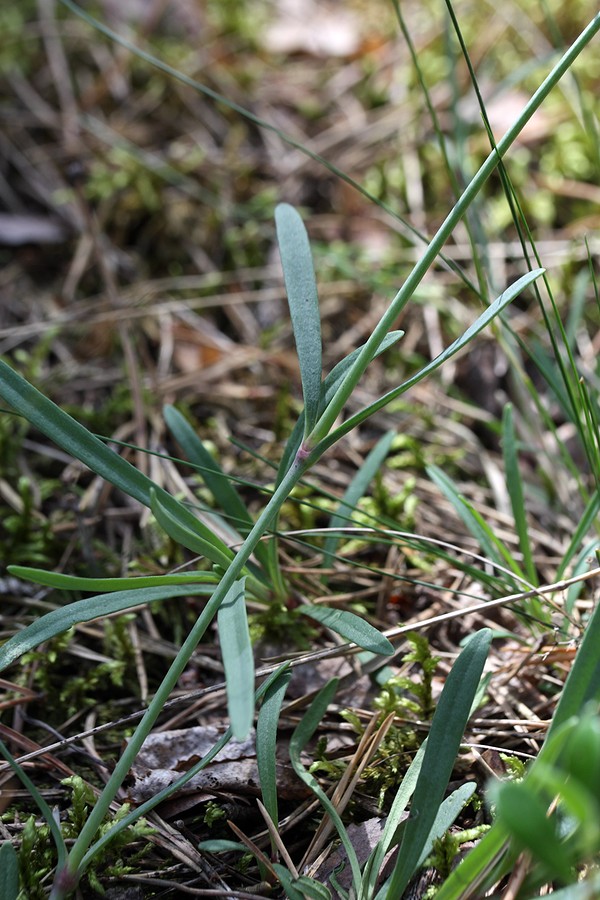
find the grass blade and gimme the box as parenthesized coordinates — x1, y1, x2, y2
(164, 405, 253, 535)
(0, 584, 213, 672)
(256, 667, 292, 841)
(150, 489, 233, 569)
(275, 203, 322, 437)
(298, 605, 393, 655)
(318, 270, 545, 448)
(0, 841, 20, 900)
(383, 629, 491, 898)
(361, 742, 426, 897)
(217, 578, 254, 740)
(7, 565, 217, 591)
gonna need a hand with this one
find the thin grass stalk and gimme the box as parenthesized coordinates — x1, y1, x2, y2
(306, 12, 600, 451)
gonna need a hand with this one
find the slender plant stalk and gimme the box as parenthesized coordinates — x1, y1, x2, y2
(45, 11, 600, 895)
(306, 12, 600, 451)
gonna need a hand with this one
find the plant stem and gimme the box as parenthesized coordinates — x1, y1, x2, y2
(308, 12, 600, 448)
(55, 456, 309, 892)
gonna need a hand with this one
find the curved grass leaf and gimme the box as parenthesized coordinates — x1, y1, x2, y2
(275, 203, 322, 437)
(256, 668, 292, 837)
(545, 597, 600, 742)
(0, 359, 165, 509)
(163, 405, 253, 536)
(322, 430, 396, 574)
(298, 605, 393, 655)
(150, 489, 233, 569)
(0, 584, 213, 672)
(382, 629, 492, 898)
(427, 464, 523, 586)
(217, 578, 254, 739)
(164, 404, 273, 575)
(7, 565, 217, 591)
(320, 270, 545, 448)
(0, 361, 234, 567)
(415, 781, 476, 870)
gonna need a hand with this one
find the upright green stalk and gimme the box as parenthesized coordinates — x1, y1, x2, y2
(307, 12, 600, 450)
(53, 457, 309, 894)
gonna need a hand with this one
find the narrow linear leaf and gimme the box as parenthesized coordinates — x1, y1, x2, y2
(322, 270, 545, 444)
(256, 668, 292, 834)
(323, 430, 396, 571)
(415, 781, 476, 869)
(272, 864, 313, 900)
(275, 203, 322, 436)
(362, 742, 427, 894)
(0, 362, 235, 568)
(299, 605, 393, 655)
(150, 489, 233, 569)
(164, 405, 253, 535)
(0, 584, 213, 672)
(494, 782, 572, 884)
(0, 359, 162, 508)
(427, 465, 522, 583)
(289, 679, 362, 890)
(384, 629, 492, 898)
(7, 565, 217, 592)
(217, 578, 254, 740)
(0, 842, 19, 900)
(432, 821, 511, 900)
(545, 598, 600, 742)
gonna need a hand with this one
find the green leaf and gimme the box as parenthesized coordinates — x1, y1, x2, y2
(546, 598, 600, 743)
(0, 360, 235, 568)
(494, 782, 573, 884)
(163, 405, 253, 536)
(0, 584, 213, 672)
(298, 605, 393, 655)
(7, 565, 217, 591)
(150, 488, 233, 569)
(427, 464, 522, 585)
(217, 578, 254, 740)
(256, 668, 292, 836)
(0, 842, 19, 900)
(322, 430, 396, 573)
(362, 742, 426, 895)
(289, 679, 362, 891)
(383, 629, 491, 898)
(320, 270, 545, 446)
(275, 203, 322, 437)
(0, 359, 163, 509)
(432, 821, 511, 900)
(415, 781, 476, 869)
(272, 864, 313, 900)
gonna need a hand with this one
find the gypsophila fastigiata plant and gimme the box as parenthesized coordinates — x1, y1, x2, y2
(0, 5, 599, 897)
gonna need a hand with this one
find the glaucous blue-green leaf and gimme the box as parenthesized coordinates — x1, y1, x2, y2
(0, 584, 213, 672)
(217, 578, 254, 739)
(299, 605, 393, 655)
(275, 203, 322, 437)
